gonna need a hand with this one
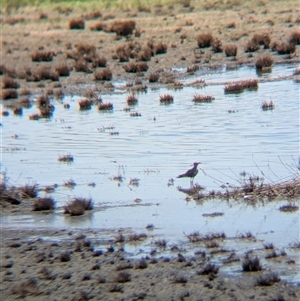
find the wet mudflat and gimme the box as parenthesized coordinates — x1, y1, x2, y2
(2, 63, 300, 280)
(1, 63, 300, 301)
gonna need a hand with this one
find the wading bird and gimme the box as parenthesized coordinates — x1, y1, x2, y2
(177, 162, 200, 184)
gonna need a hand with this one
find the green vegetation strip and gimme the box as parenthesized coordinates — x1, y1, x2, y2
(2, 0, 188, 10)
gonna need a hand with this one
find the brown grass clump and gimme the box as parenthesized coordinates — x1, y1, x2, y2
(224, 79, 258, 94)
(54, 63, 70, 76)
(13, 107, 23, 115)
(29, 114, 40, 120)
(78, 98, 93, 110)
(12, 277, 38, 298)
(242, 256, 262, 272)
(93, 68, 112, 81)
(19, 183, 39, 199)
(279, 203, 299, 212)
(34, 66, 59, 81)
(124, 61, 148, 73)
(90, 21, 105, 31)
(127, 94, 138, 105)
(261, 100, 275, 111)
(127, 233, 147, 242)
(256, 272, 280, 286)
(154, 239, 167, 248)
(159, 93, 174, 104)
(289, 30, 300, 45)
(135, 259, 148, 269)
(31, 51, 53, 62)
(197, 263, 219, 276)
(64, 197, 93, 216)
(2, 89, 18, 99)
(74, 59, 92, 73)
(92, 56, 107, 68)
(245, 40, 260, 52)
(69, 18, 85, 29)
(255, 53, 273, 70)
(148, 72, 159, 82)
(224, 44, 237, 57)
(276, 42, 296, 54)
(193, 93, 214, 103)
(211, 38, 223, 53)
(107, 20, 136, 36)
(98, 102, 113, 111)
(155, 41, 168, 54)
(252, 33, 271, 49)
(115, 272, 131, 283)
(130, 111, 141, 117)
(196, 33, 213, 48)
(58, 154, 74, 162)
(2, 76, 20, 89)
(33, 197, 55, 211)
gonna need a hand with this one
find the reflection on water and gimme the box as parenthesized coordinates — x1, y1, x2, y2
(1, 63, 299, 281)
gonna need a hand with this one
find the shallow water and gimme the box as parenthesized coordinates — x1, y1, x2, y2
(1, 63, 299, 282)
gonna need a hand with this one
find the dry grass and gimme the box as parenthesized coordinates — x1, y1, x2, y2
(242, 256, 262, 272)
(31, 51, 54, 62)
(93, 68, 112, 81)
(78, 98, 93, 110)
(98, 102, 113, 111)
(289, 30, 300, 45)
(252, 33, 271, 49)
(64, 197, 93, 216)
(54, 63, 70, 76)
(245, 40, 260, 53)
(224, 44, 237, 57)
(126, 94, 138, 105)
(279, 203, 299, 212)
(185, 231, 226, 243)
(148, 72, 159, 82)
(224, 79, 258, 93)
(2, 76, 19, 89)
(92, 56, 107, 68)
(19, 183, 39, 199)
(2, 89, 18, 99)
(69, 18, 85, 30)
(256, 272, 280, 286)
(58, 153, 74, 162)
(107, 20, 135, 36)
(32, 197, 55, 211)
(193, 93, 214, 103)
(159, 93, 174, 104)
(90, 21, 105, 31)
(124, 61, 148, 73)
(155, 41, 168, 54)
(256, 53, 273, 70)
(196, 33, 213, 48)
(211, 38, 223, 53)
(261, 100, 275, 110)
(275, 42, 296, 54)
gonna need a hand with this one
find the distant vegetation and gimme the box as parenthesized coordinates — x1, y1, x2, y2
(3, 0, 193, 10)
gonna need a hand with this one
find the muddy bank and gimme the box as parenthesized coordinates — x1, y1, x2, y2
(1, 0, 300, 99)
(1, 228, 299, 301)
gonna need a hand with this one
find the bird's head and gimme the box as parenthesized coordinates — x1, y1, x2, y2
(194, 162, 200, 166)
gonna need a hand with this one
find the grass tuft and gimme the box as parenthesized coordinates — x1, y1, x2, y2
(64, 198, 93, 216)
(196, 33, 213, 48)
(261, 100, 275, 111)
(33, 197, 55, 211)
(256, 272, 280, 286)
(69, 18, 85, 30)
(242, 256, 262, 272)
